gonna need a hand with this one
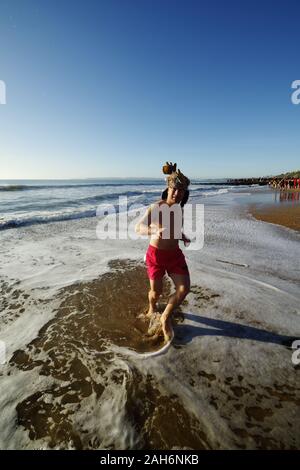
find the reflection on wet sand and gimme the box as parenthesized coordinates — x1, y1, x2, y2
(273, 190, 300, 203)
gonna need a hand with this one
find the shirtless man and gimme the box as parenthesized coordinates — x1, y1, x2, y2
(135, 163, 191, 342)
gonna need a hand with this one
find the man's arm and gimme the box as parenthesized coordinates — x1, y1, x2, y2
(180, 208, 191, 245)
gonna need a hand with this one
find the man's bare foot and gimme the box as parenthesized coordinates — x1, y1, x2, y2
(146, 309, 154, 318)
(160, 314, 173, 342)
(137, 307, 154, 320)
(147, 312, 162, 336)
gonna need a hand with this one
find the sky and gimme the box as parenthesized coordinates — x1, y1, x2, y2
(0, 0, 299, 179)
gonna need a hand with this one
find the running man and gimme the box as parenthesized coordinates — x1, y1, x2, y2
(135, 162, 191, 342)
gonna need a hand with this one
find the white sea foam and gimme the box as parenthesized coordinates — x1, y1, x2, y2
(200, 188, 229, 197)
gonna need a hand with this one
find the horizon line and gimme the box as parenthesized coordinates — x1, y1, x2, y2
(0, 174, 283, 181)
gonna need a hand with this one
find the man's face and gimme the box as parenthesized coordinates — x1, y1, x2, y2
(167, 187, 185, 204)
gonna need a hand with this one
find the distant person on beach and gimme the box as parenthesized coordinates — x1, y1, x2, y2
(135, 162, 191, 342)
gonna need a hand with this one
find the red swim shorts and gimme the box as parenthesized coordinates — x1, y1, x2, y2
(145, 244, 189, 280)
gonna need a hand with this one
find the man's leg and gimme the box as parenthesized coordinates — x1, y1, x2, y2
(160, 273, 190, 341)
(147, 278, 163, 316)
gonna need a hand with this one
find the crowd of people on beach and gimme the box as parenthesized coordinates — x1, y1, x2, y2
(269, 177, 300, 190)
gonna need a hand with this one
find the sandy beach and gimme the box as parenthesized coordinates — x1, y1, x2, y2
(251, 203, 300, 232)
(0, 185, 300, 450)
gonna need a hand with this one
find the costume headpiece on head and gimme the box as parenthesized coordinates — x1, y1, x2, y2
(162, 161, 190, 190)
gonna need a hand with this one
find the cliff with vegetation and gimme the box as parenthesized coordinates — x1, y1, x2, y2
(274, 170, 300, 178)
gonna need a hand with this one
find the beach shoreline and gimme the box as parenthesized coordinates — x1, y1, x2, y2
(250, 203, 300, 232)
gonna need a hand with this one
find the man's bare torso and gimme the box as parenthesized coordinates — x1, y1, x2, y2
(149, 199, 183, 250)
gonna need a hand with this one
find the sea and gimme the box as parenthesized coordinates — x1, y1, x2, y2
(0, 178, 237, 230)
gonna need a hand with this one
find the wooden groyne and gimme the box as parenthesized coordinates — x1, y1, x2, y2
(226, 178, 269, 186)
(226, 176, 300, 189)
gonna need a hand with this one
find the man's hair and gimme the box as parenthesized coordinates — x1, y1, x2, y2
(161, 188, 190, 207)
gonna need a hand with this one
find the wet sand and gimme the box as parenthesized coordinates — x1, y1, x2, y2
(6, 257, 300, 450)
(8, 260, 199, 450)
(250, 204, 300, 232)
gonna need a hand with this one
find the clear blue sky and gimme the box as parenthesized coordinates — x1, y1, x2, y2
(0, 0, 299, 179)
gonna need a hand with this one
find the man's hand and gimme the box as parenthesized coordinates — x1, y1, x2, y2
(181, 233, 191, 247)
(151, 225, 166, 239)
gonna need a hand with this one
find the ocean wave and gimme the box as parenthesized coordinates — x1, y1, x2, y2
(190, 187, 229, 197)
(0, 184, 233, 230)
(142, 189, 163, 193)
(1, 189, 162, 214)
(0, 190, 160, 230)
(0, 209, 97, 230)
(0, 182, 165, 192)
(0, 180, 236, 192)
(51, 190, 154, 207)
(0, 185, 28, 191)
